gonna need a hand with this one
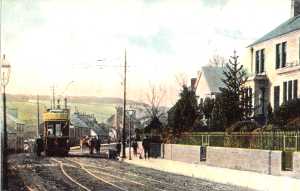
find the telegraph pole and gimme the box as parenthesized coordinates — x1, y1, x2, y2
(51, 86, 55, 109)
(0, 0, 3, 189)
(37, 94, 40, 137)
(122, 49, 127, 158)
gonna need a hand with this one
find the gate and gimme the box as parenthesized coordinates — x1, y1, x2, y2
(282, 135, 297, 171)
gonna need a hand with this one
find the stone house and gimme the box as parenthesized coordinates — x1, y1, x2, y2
(245, 0, 300, 122)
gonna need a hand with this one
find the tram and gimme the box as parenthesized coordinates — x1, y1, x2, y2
(36, 107, 70, 156)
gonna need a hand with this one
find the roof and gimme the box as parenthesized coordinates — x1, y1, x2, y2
(199, 66, 225, 93)
(249, 15, 300, 47)
(70, 113, 89, 128)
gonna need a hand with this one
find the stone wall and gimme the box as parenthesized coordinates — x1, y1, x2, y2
(293, 152, 300, 173)
(162, 144, 200, 163)
(206, 147, 282, 175)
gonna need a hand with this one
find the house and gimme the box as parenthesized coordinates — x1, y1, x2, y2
(6, 111, 25, 153)
(245, 0, 300, 122)
(194, 66, 225, 102)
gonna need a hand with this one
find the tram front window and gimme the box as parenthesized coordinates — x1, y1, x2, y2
(55, 124, 62, 136)
(46, 122, 65, 137)
(47, 124, 54, 135)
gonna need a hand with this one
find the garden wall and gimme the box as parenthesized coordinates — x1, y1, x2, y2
(206, 147, 282, 175)
(293, 152, 300, 173)
(160, 144, 282, 175)
(162, 144, 200, 163)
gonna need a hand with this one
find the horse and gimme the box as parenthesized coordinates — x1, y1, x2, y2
(80, 136, 91, 153)
(80, 136, 97, 154)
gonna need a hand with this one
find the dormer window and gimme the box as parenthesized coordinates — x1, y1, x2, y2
(255, 49, 265, 74)
(276, 42, 287, 69)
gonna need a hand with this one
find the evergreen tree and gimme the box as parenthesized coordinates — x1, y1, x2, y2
(202, 97, 215, 130)
(211, 95, 226, 131)
(169, 85, 198, 137)
(219, 51, 248, 127)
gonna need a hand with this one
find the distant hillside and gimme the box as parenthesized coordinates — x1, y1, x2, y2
(6, 94, 146, 133)
(7, 94, 144, 105)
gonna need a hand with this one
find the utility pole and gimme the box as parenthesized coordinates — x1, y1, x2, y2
(122, 49, 127, 158)
(51, 86, 55, 109)
(37, 94, 40, 137)
(0, 0, 3, 189)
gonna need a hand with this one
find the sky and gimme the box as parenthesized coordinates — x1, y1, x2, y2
(0, 0, 291, 106)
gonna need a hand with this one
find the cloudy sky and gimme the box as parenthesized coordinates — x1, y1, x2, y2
(1, 0, 291, 105)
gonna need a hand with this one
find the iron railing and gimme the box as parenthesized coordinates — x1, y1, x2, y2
(175, 131, 300, 151)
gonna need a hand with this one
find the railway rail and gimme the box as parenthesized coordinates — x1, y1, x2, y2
(51, 158, 126, 191)
(8, 153, 253, 191)
(66, 158, 195, 191)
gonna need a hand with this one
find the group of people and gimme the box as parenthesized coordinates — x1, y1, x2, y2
(80, 135, 101, 154)
(116, 136, 151, 159)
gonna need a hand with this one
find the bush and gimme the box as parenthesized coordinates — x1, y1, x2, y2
(273, 98, 300, 126)
(227, 120, 261, 133)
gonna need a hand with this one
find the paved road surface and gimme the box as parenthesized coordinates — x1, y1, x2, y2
(8, 153, 254, 191)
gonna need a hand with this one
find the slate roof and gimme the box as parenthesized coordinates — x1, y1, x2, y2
(249, 15, 300, 47)
(70, 113, 89, 128)
(199, 66, 225, 93)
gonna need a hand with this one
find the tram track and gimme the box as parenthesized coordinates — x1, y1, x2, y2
(68, 158, 240, 191)
(67, 158, 192, 191)
(51, 158, 126, 191)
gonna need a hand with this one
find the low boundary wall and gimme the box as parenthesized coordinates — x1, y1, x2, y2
(293, 152, 300, 173)
(162, 144, 200, 163)
(206, 147, 282, 175)
(160, 144, 282, 175)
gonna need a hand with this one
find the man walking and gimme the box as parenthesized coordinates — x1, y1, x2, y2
(132, 139, 138, 157)
(142, 136, 150, 160)
(95, 136, 101, 154)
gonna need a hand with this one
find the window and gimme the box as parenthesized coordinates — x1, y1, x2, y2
(276, 42, 287, 69)
(256, 51, 259, 74)
(288, 80, 293, 101)
(282, 42, 286, 67)
(261, 49, 265, 72)
(283, 80, 298, 103)
(276, 44, 281, 69)
(255, 49, 265, 74)
(294, 80, 298, 99)
(55, 123, 62, 136)
(283, 82, 287, 103)
(274, 86, 280, 111)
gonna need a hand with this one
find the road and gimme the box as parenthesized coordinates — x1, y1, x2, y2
(8, 153, 254, 191)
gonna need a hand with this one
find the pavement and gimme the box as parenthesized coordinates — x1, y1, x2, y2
(124, 156, 300, 191)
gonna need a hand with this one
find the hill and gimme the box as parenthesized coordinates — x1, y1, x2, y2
(6, 94, 145, 133)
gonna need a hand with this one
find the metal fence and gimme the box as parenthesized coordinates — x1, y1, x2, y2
(175, 131, 300, 151)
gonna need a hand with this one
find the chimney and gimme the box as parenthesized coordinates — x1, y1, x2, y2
(291, 0, 300, 17)
(191, 78, 197, 91)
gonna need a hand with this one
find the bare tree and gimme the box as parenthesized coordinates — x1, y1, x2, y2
(208, 54, 226, 67)
(144, 83, 167, 121)
(141, 83, 168, 135)
(175, 72, 188, 87)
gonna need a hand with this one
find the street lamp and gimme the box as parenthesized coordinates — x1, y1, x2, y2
(127, 109, 135, 160)
(1, 54, 11, 190)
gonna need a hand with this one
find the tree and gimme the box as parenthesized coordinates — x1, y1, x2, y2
(169, 85, 198, 137)
(211, 95, 226, 131)
(219, 51, 248, 127)
(142, 84, 167, 136)
(208, 54, 226, 67)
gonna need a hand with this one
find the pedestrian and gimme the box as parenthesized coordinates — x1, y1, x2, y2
(89, 136, 96, 154)
(116, 140, 121, 156)
(142, 136, 150, 160)
(36, 135, 43, 156)
(95, 136, 101, 154)
(132, 139, 138, 157)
